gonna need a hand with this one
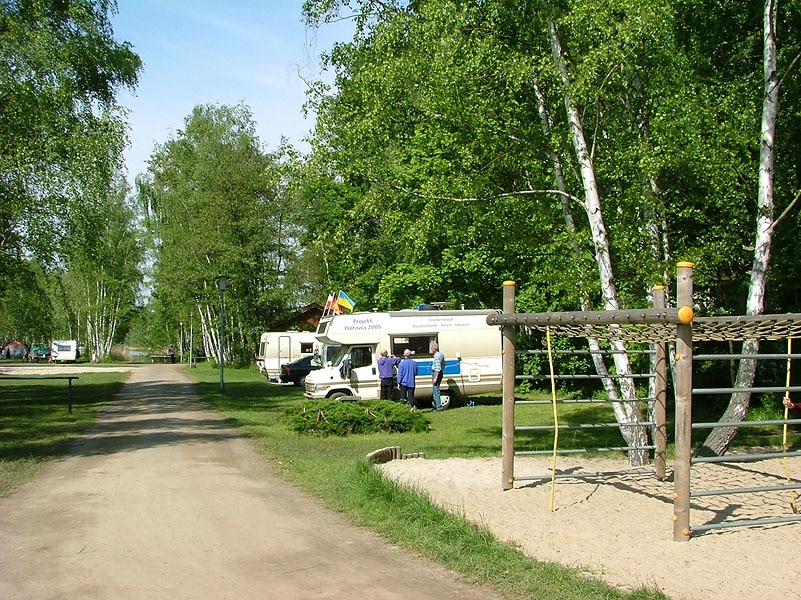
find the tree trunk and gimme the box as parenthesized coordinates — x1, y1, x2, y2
(700, 0, 778, 456)
(535, 80, 647, 461)
(548, 21, 648, 465)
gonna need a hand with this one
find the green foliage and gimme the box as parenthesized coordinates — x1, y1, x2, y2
(747, 393, 786, 422)
(0, 0, 141, 291)
(138, 103, 306, 360)
(0, 260, 54, 344)
(60, 176, 144, 358)
(281, 399, 430, 435)
(299, 0, 801, 319)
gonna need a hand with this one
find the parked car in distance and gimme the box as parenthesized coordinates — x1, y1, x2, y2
(279, 354, 323, 387)
(31, 344, 51, 362)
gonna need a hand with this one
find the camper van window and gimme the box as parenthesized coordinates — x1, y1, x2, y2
(350, 346, 373, 369)
(324, 345, 339, 363)
(390, 335, 436, 358)
(330, 346, 349, 366)
(300, 342, 314, 353)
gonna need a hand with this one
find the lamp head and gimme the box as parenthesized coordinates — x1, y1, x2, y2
(216, 275, 228, 291)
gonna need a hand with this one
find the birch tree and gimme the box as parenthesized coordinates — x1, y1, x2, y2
(700, 0, 782, 455)
(138, 103, 302, 364)
(545, 20, 648, 463)
(60, 177, 143, 360)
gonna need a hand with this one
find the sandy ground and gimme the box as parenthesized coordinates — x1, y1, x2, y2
(378, 454, 801, 600)
(0, 364, 134, 375)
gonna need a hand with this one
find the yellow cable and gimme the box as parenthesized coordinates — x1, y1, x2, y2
(782, 338, 798, 514)
(547, 326, 559, 512)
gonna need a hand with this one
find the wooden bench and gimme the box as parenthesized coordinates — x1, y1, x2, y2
(149, 355, 175, 364)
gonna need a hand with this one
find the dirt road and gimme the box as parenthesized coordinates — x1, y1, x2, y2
(0, 364, 499, 599)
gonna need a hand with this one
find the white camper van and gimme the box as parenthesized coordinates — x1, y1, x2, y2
(50, 340, 79, 363)
(255, 331, 338, 382)
(304, 309, 502, 409)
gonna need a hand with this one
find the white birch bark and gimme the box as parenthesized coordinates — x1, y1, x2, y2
(534, 82, 626, 431)
(81, 272, 122, 361)
(548, 21, 648, 464)
(701, 0, 778, 455)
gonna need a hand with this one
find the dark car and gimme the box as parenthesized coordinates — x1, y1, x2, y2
(279, 354, 322, 387)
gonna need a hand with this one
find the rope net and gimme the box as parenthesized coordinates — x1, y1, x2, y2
(518, 314, 801, 344)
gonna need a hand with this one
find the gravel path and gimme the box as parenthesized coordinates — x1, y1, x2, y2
(0, 364, 499, 599)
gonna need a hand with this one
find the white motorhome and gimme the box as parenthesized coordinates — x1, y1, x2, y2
(50, 339, 79, 363)
(255, 331, 337, 382)
(304, 309, 502, 409)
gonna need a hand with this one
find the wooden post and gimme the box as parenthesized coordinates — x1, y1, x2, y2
(652, 285, 667, 480)
(673, 262, 694, 541)
(501, 281, 517, 491)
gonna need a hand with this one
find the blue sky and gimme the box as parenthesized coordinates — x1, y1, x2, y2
(111, 1, 352, 183)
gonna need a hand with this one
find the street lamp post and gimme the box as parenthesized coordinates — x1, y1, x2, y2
(216, 275, 228, 391)
(189, 307, 194, 369)
(179, 321, 184, 363)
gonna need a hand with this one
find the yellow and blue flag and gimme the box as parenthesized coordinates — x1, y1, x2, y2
(336, 290, 356, 312)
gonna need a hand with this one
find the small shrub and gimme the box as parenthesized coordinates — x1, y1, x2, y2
(281, 399, 431, 436)
(748, 393, 785, 421)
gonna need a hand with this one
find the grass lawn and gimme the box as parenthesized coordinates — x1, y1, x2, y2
(189, 363, 670, 600)
(0, 370, 129, 496)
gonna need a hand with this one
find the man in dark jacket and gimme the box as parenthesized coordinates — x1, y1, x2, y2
(377, 350, 400, 400)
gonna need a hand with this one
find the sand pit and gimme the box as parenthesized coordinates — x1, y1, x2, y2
(378, 455, 800, 600)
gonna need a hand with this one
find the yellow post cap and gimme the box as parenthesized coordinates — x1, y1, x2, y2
(677, 306, 694, 324)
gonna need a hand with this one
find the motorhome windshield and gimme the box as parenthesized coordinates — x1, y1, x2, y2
(329, 344, 374, 368)
(329, 345, 349, 366)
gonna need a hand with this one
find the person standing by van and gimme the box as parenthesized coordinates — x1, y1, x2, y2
(397, 349, 418, 411)
(431, 341, 445, 411)
(377, 350, 400, 400)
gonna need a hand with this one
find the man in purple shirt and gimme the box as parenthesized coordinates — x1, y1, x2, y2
(377, 350, 400, 400)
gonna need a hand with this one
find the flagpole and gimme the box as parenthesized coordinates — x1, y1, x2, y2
(323, 292, 335, 318)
